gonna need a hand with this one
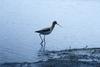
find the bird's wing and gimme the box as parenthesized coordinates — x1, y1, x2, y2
(35, 27, 51, 33)
(40, 27, 51, 32)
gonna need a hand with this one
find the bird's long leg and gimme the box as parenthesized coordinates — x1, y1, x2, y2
(43, 35, 46, 51)
(43, 35, 46, 47)
(39, 34, 43, 47)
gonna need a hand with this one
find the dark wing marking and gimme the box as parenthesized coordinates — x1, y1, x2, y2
(35, 28, 50, 33)
(41, 28, 50, 32)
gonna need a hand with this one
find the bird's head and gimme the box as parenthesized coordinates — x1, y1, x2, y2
(53, 21, 62, 27)
(53, 21, 57, 25)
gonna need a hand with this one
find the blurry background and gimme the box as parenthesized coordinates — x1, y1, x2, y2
(0, 0, 100, 63)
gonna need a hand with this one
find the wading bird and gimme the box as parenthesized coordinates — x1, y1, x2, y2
(35, 21, 61, 47)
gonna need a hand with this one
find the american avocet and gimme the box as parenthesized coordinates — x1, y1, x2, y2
(35, 21, 61, 47)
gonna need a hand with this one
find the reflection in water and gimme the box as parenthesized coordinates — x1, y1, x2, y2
(38, 45, 45, 52)
(37, 46, 50, 62)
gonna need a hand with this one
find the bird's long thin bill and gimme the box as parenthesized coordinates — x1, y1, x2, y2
(57, 24, 62, 27)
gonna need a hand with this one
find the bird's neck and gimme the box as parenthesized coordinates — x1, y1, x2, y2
(51, 23, 55, 31)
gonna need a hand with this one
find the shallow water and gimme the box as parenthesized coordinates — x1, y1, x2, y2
(1, 0, 100, 64)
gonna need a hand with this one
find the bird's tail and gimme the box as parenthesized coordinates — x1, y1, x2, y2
(35, 31, 39, 33)
(34, 31, 37, 33)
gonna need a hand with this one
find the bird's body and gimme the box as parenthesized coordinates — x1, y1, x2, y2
(35, 21, 60, 48)
(35, 27, 51, 35)
(35, 21, 57, 35)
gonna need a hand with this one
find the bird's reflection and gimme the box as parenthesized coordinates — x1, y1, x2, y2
(37, 44, 50, 61)
(39, 45, 45, 52)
